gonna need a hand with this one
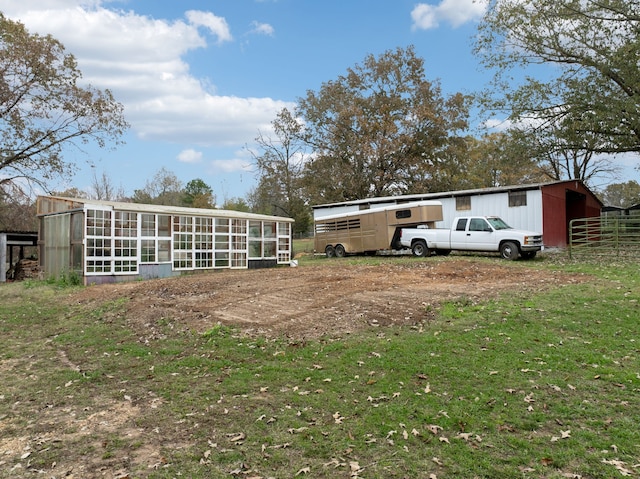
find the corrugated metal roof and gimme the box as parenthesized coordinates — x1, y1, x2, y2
(603, 203, 640, 211)
(314, 200, 442, 221)
(0, 232, 38, 245)
(38, 196, 294, 222)
(311, 180, 590, 209)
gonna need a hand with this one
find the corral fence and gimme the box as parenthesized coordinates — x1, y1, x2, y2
(569, 216, 640, 259)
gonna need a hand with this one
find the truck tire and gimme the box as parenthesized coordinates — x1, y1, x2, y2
(521, 251, 537, 260)
(411, 240, 429, 257)
(335, 244, 346, 257)
(500, 241, 519, 260)
(325, 245, 336, 258)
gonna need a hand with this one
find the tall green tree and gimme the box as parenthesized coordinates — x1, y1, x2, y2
(50, 186, 88, 199)
(404, 131, 546, 192)
(465, 132, 547, 187)
(90, 170, 126, 201)
(183, 178, 215, 209)
(297, 46, 471, 203)
(600, 180, 640, 208)
(0, 14, 128, 190)
(475, 0, 640, 161)
(507, 125, 621, 184)
(221, 196, 251, 212)
(131, 168, 184, 206)
(0, 182, 36, 231)
(250, 108, 311, 235)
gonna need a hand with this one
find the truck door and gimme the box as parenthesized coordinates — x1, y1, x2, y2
(466, 218, 496, 251)
(449, 218, 469, 250)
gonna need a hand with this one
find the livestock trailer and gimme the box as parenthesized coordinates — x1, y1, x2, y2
(314, 201, 443, 257)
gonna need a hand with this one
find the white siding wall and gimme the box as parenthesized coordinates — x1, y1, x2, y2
(314, 190, 545, 233)
(437, 191, 543, 232)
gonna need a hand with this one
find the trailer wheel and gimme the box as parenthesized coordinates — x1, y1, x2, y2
(500, 241, 519, 260)
(411, 240, 429, 257)
(325, 245, 336, 258)
(335, 244, 346, 258)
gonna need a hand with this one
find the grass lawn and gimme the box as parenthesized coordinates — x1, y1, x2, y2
(1, 256, 639, 478)
(293, 237, 315, 256)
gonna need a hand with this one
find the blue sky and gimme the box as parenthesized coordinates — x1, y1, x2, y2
(1, 0, 636, 202)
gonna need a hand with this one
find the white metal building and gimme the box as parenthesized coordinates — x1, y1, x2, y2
(312, 180, 603, 248)
(37, 196, 294, 285)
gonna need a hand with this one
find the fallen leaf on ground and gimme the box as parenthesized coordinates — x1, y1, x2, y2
(602, 459, 632, 476)
(227, 432, 246, 443)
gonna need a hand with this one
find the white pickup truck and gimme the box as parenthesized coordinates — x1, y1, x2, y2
(399, 216, 543, 260)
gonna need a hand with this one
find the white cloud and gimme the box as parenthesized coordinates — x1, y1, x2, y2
(186, 10, 232, 44)
(483, 118, 513, 131)
(411, 4, 439, 30)
(210, 158, 254, 173)
(0, 1, 292, 149)
(250, 21, 275, 36)
(177, 149, 203, 164)
(411, 0, 487, 30)
(131, 95, 286, 146)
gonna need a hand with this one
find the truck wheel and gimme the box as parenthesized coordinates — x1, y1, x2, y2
(500, 241, 519, 260)
(325, 245, 336, 258)
(411, 240, 429, 257)
(335, 244, 346, 258)
(521, 251, 537, 260)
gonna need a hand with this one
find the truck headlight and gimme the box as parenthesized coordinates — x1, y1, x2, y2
(523, 236, 541, 245)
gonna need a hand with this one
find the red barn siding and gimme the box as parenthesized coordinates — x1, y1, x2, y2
(541, 187, 567, 248)
(541, 181, 602, 248)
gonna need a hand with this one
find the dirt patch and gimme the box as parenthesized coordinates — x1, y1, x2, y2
(0, 396, 161, 479)
(2, 258, 590, 479)
(70, 258, 587, 341)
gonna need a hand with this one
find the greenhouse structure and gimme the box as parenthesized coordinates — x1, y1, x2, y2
(36, 196, 294, 285)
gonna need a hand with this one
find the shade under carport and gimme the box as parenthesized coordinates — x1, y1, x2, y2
(1, 231, 38, 282)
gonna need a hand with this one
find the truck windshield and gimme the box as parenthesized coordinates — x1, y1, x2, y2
(486, 217, 512, 230)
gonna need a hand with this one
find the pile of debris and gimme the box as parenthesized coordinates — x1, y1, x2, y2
(11, 259, 40, 281)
